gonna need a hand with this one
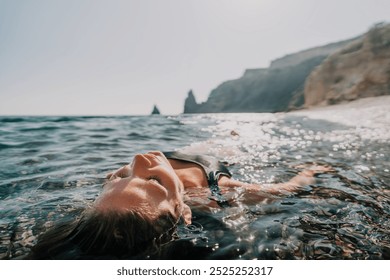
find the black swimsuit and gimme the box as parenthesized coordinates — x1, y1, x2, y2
(163, 151, 232, 207)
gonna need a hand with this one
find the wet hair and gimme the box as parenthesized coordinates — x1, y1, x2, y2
(27, 208, 178, 259)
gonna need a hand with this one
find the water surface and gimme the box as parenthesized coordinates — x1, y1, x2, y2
(1, 98, 389, 259)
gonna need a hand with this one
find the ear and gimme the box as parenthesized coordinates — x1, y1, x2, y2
(182, 203, 192, 225)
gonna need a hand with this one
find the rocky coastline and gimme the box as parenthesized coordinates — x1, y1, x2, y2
(184, 23, 390, 114)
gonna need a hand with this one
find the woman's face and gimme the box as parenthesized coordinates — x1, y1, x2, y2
(94, 151, 192, 224)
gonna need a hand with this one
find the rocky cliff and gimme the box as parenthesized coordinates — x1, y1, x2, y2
(184, 24, 390, 113)
(184, 37, 358, 113)
(304, 23, 390, 107)
(270, 39, 358, 69)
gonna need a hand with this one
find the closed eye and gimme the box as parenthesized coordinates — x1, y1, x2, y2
(146, 175, 163, 185)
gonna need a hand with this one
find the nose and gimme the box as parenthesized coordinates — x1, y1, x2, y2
(148, 151, 165, 157)
(133, 154, 152, 167)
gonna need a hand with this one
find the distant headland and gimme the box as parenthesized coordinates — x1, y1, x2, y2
(184, 22, 390, 113)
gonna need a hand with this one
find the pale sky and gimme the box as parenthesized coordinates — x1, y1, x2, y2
(1, 0, 389, 115)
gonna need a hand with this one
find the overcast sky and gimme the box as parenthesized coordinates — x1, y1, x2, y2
(1, 0, 389, 115)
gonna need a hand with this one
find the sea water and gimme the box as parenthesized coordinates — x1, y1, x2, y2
(1, 97, 389, 259)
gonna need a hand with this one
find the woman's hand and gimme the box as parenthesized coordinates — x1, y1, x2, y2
(294, 164, 335, 177)
(235, 164, 335, 195)
(274, 163, 335, 193)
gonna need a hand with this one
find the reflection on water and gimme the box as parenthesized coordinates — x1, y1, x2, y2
(0, 98, 389, 259)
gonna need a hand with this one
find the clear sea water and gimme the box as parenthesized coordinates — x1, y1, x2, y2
(1, 97, 389, 259)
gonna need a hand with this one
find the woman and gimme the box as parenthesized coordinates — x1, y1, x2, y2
(27, 151, 330, 259)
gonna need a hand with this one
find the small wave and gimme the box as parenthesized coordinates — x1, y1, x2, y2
(0, 117, 28, 123)
(127, 132, 151, 140)
(20, 158, 44, 165)
(158, 136, 181, 141)
(19, 141, 56, 149)
(38, 179, 66, 191)
(89, 134, 108, 139)
(0, 143, 16, 150)
(82, 156, 105, 162)
(52, 116, 82, 122)
(88, 128, 116, 132)
(0, 141, 55, 150)
(19, 126, 60, 132)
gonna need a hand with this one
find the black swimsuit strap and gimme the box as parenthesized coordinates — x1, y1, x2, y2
(163, 151, 231, 208)
(207, 171, 230, 208)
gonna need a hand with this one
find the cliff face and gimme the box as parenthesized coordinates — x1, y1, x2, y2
(304, 23, 390, 107)
(206, 56, 329, 113)
(270, 38, 358, 69)
(184, 37, 359, 113)
(184, 24, 390, 114)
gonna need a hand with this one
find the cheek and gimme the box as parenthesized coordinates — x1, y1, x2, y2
(164, 168, 183, 189)
(102, 178, 122, 192)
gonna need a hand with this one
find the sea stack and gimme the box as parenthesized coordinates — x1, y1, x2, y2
(183, 90, 200, 113)
(151, 105, 161, 115)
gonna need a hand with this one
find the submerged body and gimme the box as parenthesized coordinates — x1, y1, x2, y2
(99, 151, 326, 225)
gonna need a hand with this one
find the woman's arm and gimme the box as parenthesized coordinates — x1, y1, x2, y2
(219, 165, 333, 195)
